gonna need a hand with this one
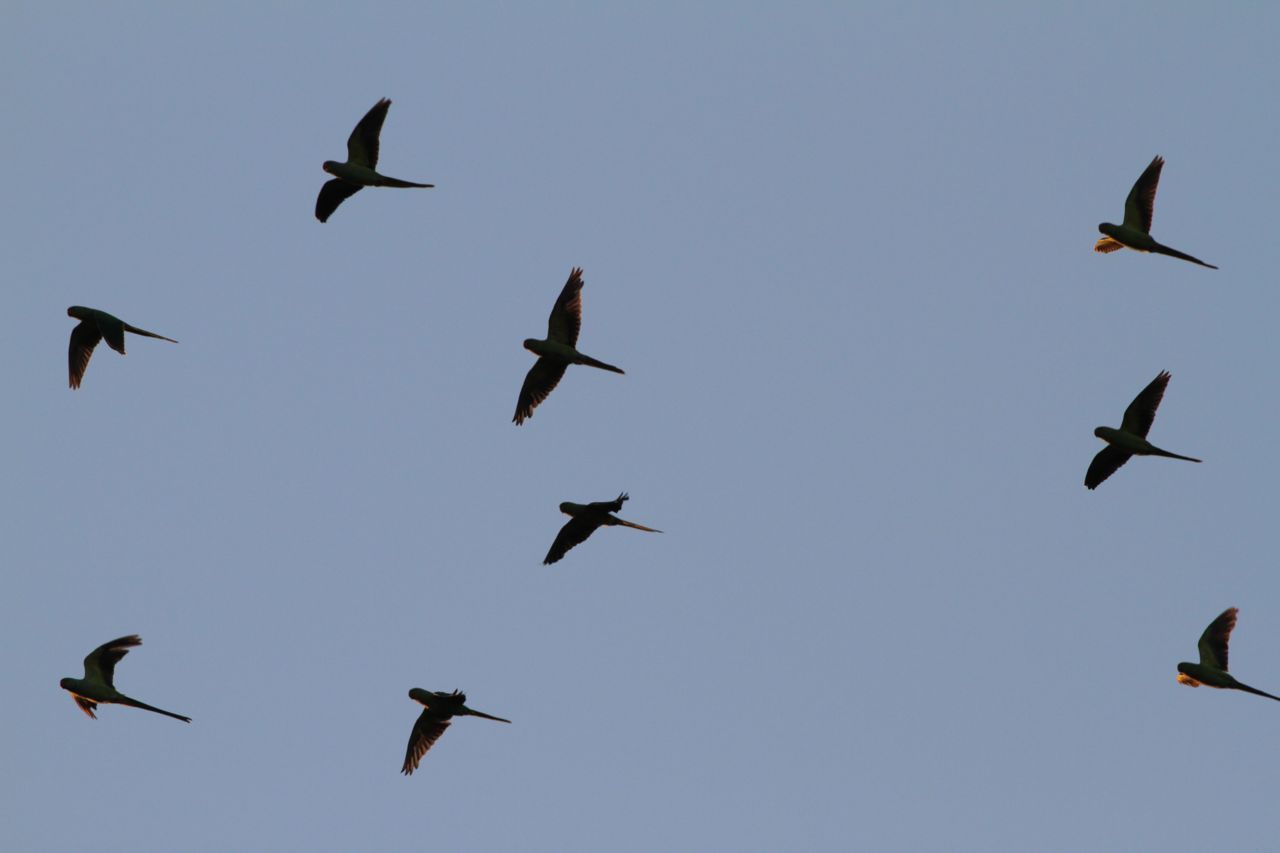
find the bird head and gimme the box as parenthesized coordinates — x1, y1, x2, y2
(67, 306, 91, 320)
(59, 677, 75, 690)
(408, 688, 433, 704)
(523, 338, 541, 353)
(322, 161, 340, 175)
(1098, 223, 1118, 237)
(1175, 666, 1200, 687)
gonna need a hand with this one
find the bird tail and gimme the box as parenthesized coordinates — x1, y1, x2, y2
(461, 707, 512, 724)
(120, 695, 192, 722)
(1149, 446, 1201, 463)
(122, 324, 179, 344)
(611, 517, 662, 534)
(1236, 682, 1280, 702)
(1152, 243, 1218, 270)
(575, 353, 625, 374)
(378, 177, 435, 188)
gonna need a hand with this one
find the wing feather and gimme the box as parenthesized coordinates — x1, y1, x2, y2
(68, 320, 102, 389)
(348, 98, 391, 169)
(547, 268, 584, 347)
(402, 715, 451, 775)
(315, 179, 362, 222)
(544, 516, 600, 565)
(1198, 607, 1237, 671)
(513, 358, 568, 425)
(1119, 371, 1170, 438)
(84, 635, 141, 688)
(1084, 446, 1131, 490)
(1123, 155, 1163, 234)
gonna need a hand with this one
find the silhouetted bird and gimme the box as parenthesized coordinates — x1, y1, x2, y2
(514, 267, 624, 425)
(315, 98, 433, 222)
(1094, 155, 1217, 268)
(1177, 608, 1280, 702)
(402, 689, 510, 774)
(544, 492, 660, 565)
(60, 635, 191, 722)
(67, 306, 177, 389)
(1085, 370, 1200, 489)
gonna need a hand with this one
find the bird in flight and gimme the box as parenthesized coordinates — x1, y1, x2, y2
(315, 98, 434, 222)
(60, 635, 191, 723)
(402, 689, 510, 774)
(67, 306, 178, 389)
(1177, 608, 1280, 702)
(1085, 370, 1200, 489)
(513, 267, 624, 425)
(1094, 155, 1217, 268)
(543, 492, 661, 565)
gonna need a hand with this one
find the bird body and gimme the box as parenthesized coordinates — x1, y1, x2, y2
(60, 635, 191, 722)
(315, 98, 433, 222)
(1092, 426, 1200, 461)
(543, 492, 661, 565)
(1085, 371, 1200, 489)
(66, 306, 178, 389)
(1094, 155, 1217, 269)
(402, 689, 510, 775)
(513, 268, 624, 425)
(1177, 608, 1280, 702)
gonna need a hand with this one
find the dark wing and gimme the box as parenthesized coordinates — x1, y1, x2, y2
(1122, 155, 1163, 234)
(68, 320, 102, 389)
(402, 713, 451, 775)
(315, 179, 362, 223)
(73, 695, 98, 719)
(546, 268, 584, 347)
(544, 516, 600, 565)
(1197, 607, 1238, 671)
(348, 98, 391, 169)
(1084, 446, 1131, 490)
(513, 358, 568, 425)
(1119, 371, 1171, 438)
(84, 634, 141, 688)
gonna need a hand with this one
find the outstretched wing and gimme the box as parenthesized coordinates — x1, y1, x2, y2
(72, 695, 98, 719)
(1119, 370, 1170, 438)
(546, 268, 584, 347)
(347, 98, 391, 169)
(402, 713, 451, 775)
(84, 635, 141, 688)
(315, 179, 362, 223)
(1122, 155, 1163, 234)
(544, 516, 600, 565)
(513, 358, 568, 425)
(1093, 236, 1126, 254)
(1197, 607, 1238, 672)
(1084, 446, 1131, 490)
(68, 320, 102, 389)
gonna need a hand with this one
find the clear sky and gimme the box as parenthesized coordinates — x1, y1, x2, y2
(5, 3, 1280, 851)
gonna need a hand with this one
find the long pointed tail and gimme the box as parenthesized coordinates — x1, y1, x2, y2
(1153, 243, 1218, 270)
(575, 353, 625, 374)
(611, 516, 662, 533)
(378, 176, 435, 188)
(1149, 445, 1202, 463)
(122, 324, 179, 344)
(1236, 682, 1280, 702)
(121, 695, 192, 722)
(461, 707, 512, 724)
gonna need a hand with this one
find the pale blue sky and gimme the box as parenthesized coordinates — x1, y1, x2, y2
(6, 3, 1280, 851)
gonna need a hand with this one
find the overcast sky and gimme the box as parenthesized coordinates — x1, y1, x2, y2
(6, 3, 1280, 851)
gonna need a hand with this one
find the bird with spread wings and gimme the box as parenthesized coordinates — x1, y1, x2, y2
(60, 635, 191, 722)
(315, 98, 434, 222)
(1094, 155, 1217, 268)
(1085, 370, 1200, 490)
